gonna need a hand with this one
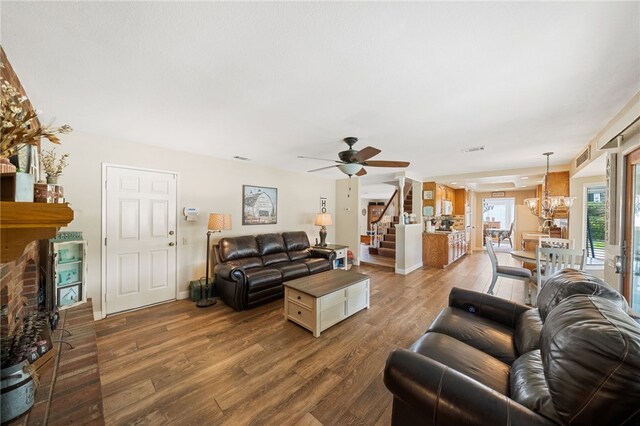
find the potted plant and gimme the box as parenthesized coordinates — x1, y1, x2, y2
(40, 148, 69, 184)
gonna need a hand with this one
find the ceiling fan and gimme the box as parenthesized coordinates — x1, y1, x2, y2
(298, 137, 410, 177)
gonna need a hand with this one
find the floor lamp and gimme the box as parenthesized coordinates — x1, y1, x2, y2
(197, 213, 232, 308)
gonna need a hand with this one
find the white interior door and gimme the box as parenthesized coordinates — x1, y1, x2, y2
(105, 166, 177, 315)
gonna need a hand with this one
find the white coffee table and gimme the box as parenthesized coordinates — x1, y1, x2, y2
(283, 269, 370, 337)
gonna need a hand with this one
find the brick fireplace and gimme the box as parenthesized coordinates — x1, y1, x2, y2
(0, 240, 40, 338)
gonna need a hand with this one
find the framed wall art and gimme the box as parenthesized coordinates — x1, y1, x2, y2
(243, 185, 278, 225)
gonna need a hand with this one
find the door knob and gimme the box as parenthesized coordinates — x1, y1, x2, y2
(169, 242, 175, 247)
(169, 231, 175, 235)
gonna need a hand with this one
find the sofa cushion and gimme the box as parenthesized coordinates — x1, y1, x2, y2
(272, 262, 309, 281)
(256, 233, 287, 255)
(510, 350, 557, 423)
(282, 232, 312, 261)
(541, 295, 640, 425)
(427, 307, 518, 364)
(295, 258, 332, 274)
(514, 309, 543, 355)
(244, 268, 283, 293)
(218, 236, 260, 262)
(537, 269, 628, 322)
(410, 332, 510, 395)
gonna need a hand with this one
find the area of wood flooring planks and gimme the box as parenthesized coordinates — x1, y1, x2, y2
(96, 251, 527, 425)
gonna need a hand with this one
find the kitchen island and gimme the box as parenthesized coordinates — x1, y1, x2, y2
(422, 230, 468, 268)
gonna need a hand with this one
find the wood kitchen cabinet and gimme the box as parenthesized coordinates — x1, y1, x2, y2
(423, 182, 457, 217)
(423, 231, 467, 268)
(454, 188, 467, 215)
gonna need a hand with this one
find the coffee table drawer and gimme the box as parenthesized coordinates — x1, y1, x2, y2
(287, 303, 314, 329)
(320, 301, 346, 330)
(288, 288, 314, 309)
(347, 280, 367, 297)
(320, 289, 346, 309)
(347, 287, 368, 315)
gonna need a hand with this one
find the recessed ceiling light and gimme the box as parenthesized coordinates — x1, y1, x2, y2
(461, 146, 485, 153)
(520, 176, 529, 180)
(233, 156, 250, 161)
(451, 182, 458, 185)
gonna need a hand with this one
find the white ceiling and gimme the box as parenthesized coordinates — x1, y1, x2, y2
(2, 2, 639, 185)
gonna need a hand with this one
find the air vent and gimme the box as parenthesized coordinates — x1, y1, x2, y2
(233, 156, 250, 161)
(461, 146, 485, 153)
(576, 147, 590, 168)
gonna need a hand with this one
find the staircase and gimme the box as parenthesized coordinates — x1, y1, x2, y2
(373, 186, 413, 259)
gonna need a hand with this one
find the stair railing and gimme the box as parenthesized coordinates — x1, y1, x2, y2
(370, 189, 398, 247)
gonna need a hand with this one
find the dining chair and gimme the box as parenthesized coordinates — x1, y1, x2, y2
(497, 222, 514, 247)
(529, 246, 586, 305)
(485, 237, 533, 302)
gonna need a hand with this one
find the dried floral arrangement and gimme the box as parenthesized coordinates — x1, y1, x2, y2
(0, 70, 72, 158)
(40, 148, 69, 177)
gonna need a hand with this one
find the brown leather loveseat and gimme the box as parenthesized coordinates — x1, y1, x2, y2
(213, 231, 336, 311)
(384, 270, 640, 425)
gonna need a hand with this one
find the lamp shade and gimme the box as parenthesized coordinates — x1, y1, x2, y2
(315, 213, 333, 227)
(208, 213, 232, 231)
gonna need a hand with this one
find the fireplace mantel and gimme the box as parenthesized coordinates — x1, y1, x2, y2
(0, 201, 74, 263)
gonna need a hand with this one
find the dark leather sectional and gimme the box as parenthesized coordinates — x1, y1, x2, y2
(212, 231, 336, 311)
(384, 270, 640, 425)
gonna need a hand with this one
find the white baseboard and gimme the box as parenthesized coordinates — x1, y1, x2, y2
(93, 310, 102, 321)
(178, 290, 190, 300)
(395, 262, 423, 275)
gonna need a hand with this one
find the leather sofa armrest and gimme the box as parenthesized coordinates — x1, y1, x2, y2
(213, 263, 246, 283)
(448, 287, 531, 328)
(310, 247, 337, 262)
(383, 350, 554, 426)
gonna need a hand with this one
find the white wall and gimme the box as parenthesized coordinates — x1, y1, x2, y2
(49, 131, 336, 317)
(335, 177, 360, 264)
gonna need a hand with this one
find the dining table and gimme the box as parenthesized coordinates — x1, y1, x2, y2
(510, 250, 536, 263)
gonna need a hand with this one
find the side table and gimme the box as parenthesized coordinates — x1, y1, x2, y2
(315, 244, 348, 270)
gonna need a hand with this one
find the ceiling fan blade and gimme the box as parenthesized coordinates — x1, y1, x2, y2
(355, 168, 367, 176)
(308, 164, 339, 173)
(364, 160, 410, 168)
(297, 155, 344, 164)
(352, 146, 381, 163)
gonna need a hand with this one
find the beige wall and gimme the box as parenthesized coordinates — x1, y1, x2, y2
(51, 131, 336, 317)
(336, 177, 361, 264)
(474, 189, 536, 250)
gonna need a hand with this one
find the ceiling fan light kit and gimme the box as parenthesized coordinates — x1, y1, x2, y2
(300, 137, 410, 177)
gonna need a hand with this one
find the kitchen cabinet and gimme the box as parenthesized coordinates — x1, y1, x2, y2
(423, 182, 457, 217)
(454, 188, 467, 216)
(422, 231, 467, 268)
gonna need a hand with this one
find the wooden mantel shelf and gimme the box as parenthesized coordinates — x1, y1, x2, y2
(0, 202, 74, 263)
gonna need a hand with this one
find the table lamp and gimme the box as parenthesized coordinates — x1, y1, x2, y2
(315, 213, 333, 247)
(197, 213, 232, 307)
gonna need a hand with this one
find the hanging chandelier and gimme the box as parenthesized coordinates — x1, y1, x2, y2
(524, 152, 575, 228)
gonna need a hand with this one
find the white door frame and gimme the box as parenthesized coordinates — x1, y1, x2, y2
(100, 163, 179, 320)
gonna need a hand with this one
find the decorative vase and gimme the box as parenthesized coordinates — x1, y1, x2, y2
(46, 176, 59, 185)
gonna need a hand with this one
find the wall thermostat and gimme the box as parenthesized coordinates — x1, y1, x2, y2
(183, 207, 199, 221)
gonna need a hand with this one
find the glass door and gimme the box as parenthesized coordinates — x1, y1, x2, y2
(624, 148, 640, 309)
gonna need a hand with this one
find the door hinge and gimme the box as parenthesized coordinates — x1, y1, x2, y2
(104, 237, 107, 246)
(105, 180, 107, 190)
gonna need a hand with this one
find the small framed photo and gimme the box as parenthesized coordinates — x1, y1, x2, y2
(58, 285, 80, 307)
(423, 190, 433, 200)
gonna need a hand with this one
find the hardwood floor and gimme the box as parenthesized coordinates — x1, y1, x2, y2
(95, 251, 527, 425)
